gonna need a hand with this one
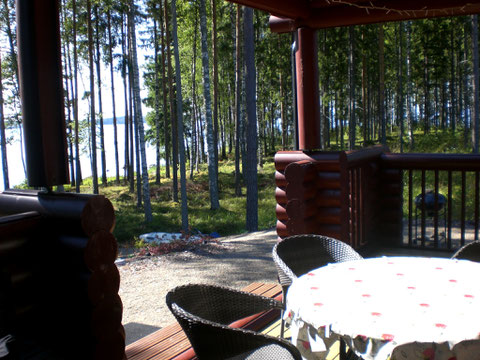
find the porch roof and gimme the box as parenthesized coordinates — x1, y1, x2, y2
(227, 0, 480, 32)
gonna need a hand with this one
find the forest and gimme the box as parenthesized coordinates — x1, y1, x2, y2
(0, 0, 479, 234)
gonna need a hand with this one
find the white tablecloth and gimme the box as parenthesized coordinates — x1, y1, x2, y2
(286, 256, 480, 360)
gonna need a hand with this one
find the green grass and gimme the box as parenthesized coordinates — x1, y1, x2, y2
(64, 158, 277, 245)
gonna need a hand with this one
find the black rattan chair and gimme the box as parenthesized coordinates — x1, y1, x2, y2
(272, 234, 363, 359)
(451, 241, 480, 262)
(166, 284, 302, 360)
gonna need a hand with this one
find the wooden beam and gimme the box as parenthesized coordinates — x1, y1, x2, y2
(226, 0, 310, 19)
(309, 1, 480, 28)
(270, 0, 480, 31)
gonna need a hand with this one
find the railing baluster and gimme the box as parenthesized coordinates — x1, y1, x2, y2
(447, 171, 452, 250)
(461, 171, 466, 246)
(355, 168, 359, 248)
(408, 170, 413, 247)
(350, 169, 355, 247)
(358, 167, 364, 246)
(434, 170, 439, 248)
(421, 170, 426, 248)
(476, 171, 479, 241)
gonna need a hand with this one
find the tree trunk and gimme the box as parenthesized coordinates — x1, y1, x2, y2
(72, 0, 82, 191)
(159, 0, 170, 179)
(0, 54, 9, 190)
(164, 0, 178, 201)
(472, 15, 479, 153)
(200, 0, 220, 210)
(244, 7, 257, 231)
(348, 25, 356, 150)
(423, 34, 430, 134)
(171, 0, 189, 230)
(280, 72, 287, 149)
(60, 0, 75, 186)
(128, 0, 152, 222)
(378, 24, 386, 145)
(464, 20, 470, 146)
(153, 15, 162, 185)
(211, 0, 219, 183)
(121, 12, 132, 188)
(361, 29, 368, 146)
(190, 9, 199, 180)
(86, 0, 98, 194)
(95, 5, 107, 186)
(406, 21, 414, 150)
(107, 9, 120, 184)
(234, 6, 242, 197)
(398, 22, 404, 153)
(450, 22, 457, 133)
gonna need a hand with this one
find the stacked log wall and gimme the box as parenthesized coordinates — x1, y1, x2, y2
(275, 151, 343, 242)
(0, 190, 125, 359)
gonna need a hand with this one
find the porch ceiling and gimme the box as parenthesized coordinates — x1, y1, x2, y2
(226, 0, 480, 31)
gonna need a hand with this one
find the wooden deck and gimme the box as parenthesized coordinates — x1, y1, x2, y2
(125, 282, 284, 360)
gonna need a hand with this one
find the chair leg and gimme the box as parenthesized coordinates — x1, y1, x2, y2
(279, 309, 285, 338)
(339, 338, 346, 360)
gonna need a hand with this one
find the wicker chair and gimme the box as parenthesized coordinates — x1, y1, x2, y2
(166, 284, 302, 360)
(451, 241, 480, 262)
(272, 234, 363, 359)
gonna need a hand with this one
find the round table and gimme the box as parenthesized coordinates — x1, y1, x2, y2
(285, 256, 480, 360)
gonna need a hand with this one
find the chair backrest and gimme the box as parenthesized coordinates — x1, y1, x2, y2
(451, 241, 480, 262)
(166, 284, 302, 360)
(272, 234, 363, 291)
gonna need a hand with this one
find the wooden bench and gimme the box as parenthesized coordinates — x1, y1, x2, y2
(125, 282, 283, 360)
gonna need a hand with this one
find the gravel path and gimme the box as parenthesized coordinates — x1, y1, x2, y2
(117, 229, 279, 345)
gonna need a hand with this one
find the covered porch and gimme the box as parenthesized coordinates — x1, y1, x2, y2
(1, 0, 480, 359)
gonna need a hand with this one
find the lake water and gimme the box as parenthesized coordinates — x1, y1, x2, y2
(0, 124, 157, 190)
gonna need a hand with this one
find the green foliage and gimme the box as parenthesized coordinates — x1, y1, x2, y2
(92, 159, 277, 244)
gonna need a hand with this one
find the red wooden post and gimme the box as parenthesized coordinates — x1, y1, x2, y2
(295, 27, 321, 151)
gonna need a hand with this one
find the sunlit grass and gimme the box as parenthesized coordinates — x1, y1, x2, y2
(63, 157, 277, 244)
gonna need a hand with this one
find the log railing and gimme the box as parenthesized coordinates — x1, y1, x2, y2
(274, 145, 391, 248)
(275, 147, 479, 252)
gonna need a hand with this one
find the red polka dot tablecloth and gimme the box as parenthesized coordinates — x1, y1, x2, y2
(285, 257, 480, 360)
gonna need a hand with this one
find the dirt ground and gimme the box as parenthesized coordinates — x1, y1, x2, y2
(117, 229, 279, 345)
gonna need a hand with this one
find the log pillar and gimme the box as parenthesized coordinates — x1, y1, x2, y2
(295, 27, 321, 151)
(16, 0, 68, 187)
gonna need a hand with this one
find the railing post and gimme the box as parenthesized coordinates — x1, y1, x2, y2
(295, 27, 321, 151)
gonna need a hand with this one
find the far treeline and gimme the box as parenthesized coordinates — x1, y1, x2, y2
(0, 1, 479, 230)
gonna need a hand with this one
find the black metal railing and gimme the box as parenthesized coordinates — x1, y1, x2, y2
(381, 153, 480, 251)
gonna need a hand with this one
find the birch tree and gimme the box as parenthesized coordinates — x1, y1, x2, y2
(128, 0, 152, 222)
(0, 53, 8, 189)
(244, 7, 257, 231)
(171, 0, 188, 230)
(86, 0, 98, 194)
(199, 0, 219, 210)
